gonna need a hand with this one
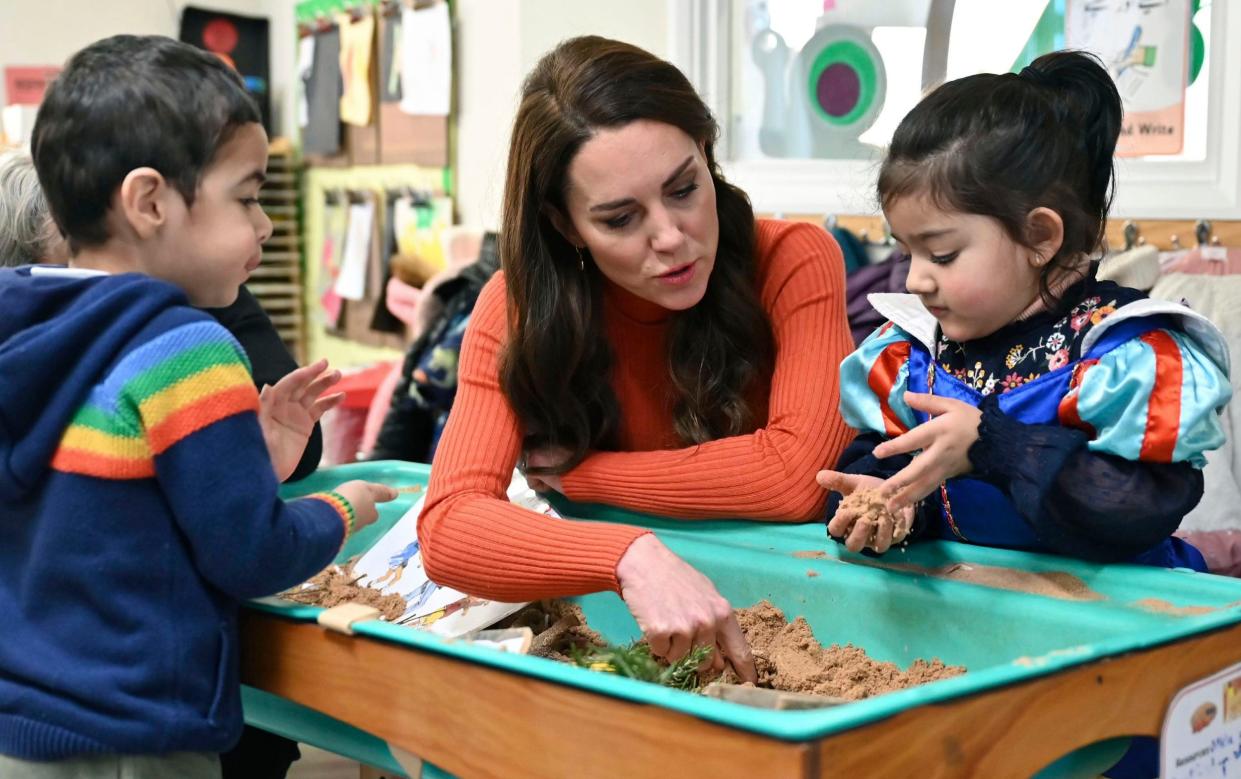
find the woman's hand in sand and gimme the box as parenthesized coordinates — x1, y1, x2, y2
(871, 392, 981, 514)
(616, 534, 757, 684)
(520, 446, 571, 494)
(260, 359, 344, 482)
(817, 471, 913, 554)
(331, 480, 399, 533)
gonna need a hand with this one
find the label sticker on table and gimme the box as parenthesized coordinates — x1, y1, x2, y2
(1162, 660, 1241, 778)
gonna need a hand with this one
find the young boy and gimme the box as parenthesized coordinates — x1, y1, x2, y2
(0, 35, 395, 778)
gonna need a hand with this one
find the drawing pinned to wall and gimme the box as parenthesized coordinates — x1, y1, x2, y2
(393, 194, 453, 271)
(1, 66, 59, 146)
(337, 8, 376, 127)
(1066, 0, 1191, 156)
(335, 196, 377, 301)
(400, 0, 452, 117)
(180, 7, 272, 134)
(319, 190, 350, 330)
(3, 66, 60, 106)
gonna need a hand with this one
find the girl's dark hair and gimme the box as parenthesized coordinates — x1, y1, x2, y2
(877, 50, 1123, 306)
(500, 35, 774, 472)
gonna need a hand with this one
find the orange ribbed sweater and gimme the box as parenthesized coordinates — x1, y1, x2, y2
(418, 220, 854, 601)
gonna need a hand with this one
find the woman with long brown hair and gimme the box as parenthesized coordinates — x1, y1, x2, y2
(418, 36, 854, 675)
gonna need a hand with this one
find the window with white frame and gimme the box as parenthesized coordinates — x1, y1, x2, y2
(669, 0, 1238, 219)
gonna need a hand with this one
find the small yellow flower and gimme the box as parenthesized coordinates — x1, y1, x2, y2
(1090, 305, 1116, 325)
(589, 661, 616, 673)
(1005, 346, 1023, 369)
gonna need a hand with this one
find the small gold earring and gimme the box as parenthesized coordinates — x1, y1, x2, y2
(576, 245, 585, 271)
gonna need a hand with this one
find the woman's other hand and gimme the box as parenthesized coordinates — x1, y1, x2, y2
(616, 534, 756, 683)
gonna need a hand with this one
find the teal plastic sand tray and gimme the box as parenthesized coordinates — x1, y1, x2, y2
(239, 461, 1241, 777)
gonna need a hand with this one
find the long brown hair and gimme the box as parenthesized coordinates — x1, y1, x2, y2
(500, 36, 774, 473)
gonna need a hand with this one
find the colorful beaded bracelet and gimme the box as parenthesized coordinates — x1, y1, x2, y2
(320, 490, 357, 535)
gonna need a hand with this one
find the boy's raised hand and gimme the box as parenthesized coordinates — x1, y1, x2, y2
(259, 359, 344, 482)
(332, 480, 399, 533)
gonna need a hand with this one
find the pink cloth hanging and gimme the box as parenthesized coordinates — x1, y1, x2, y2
(1160, 245, 1241, 276)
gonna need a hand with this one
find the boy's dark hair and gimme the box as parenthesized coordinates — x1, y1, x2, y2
(878, 50, 1123, 307)
(32, 35, 261, 253)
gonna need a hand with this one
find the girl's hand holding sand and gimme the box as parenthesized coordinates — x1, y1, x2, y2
(871, 392, 981, 515)
(817, 471, 914, 554)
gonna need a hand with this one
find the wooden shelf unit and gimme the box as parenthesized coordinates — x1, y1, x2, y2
(253, 146, 308, 364)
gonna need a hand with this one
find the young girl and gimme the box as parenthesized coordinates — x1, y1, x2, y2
(817, 49, 1232, 778)
(820, 49, 1230, 564)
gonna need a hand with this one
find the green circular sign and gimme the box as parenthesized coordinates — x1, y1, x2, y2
(807, 39, 879, 126)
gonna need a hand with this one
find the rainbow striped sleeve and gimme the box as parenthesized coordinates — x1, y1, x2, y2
(52, 321, 259, 479)
(1066, 328, 1231, 467)
(838, 321, 917, 438)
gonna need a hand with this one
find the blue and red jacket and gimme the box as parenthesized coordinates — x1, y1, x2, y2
(832, 285, 1231, 568)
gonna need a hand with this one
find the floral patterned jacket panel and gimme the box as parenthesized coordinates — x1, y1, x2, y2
(934, 278, 1147, 396)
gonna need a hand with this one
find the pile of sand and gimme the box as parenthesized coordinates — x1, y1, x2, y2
(515, 598, 963, 701)
(736, 600, 964, 700)
(280, 564, 407, 622)
(495, 600, 606, 661)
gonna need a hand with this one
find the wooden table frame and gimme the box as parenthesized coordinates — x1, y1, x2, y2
(241, 610, 1241, 778)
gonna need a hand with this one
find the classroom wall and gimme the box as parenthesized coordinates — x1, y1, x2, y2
(453, 0, 670, 231)
(452, 0, 522, 232)
(0, 0, 294, 136)
(517, 0, 669, 74)
(0, 0, 670, 230)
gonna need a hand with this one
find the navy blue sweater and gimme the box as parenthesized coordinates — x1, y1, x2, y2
(0, 267, 350, 759)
